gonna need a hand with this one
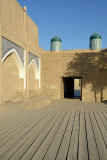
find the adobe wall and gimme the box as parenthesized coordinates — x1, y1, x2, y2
(0, 0, 41, 103)
(0, 0, 39, 51)
(28, 63, 40, 97)
(42, 52, 107, 102)
(2, 54, 25, 103)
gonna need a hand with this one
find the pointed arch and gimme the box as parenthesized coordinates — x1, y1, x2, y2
(28, 59, 40, 79)
(2, 49, 24, 78)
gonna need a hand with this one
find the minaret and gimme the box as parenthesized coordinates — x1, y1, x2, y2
(51, 36, 62, 51)
(90, 33, 102, 50)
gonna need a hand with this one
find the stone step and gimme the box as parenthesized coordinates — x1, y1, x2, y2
(27, 95, 53, 109)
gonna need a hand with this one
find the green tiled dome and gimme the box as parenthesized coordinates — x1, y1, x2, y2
(90, 33, 102, 40)
(51, 36, 62, 42)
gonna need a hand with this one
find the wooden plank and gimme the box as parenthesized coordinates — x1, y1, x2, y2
(0, 110, 34, 133)
(56, 111, 75, 160)
(0, 109, 25, 123)
(78, 111, 88, 160)
(0, 111, 18, 121)
(0, 110, 50, 153)
(103, 112, 107, 120)
(85, 112, 100, 160)
(65, 112, 79, 160)
(31, 112, 71, 160)
(98, 112, 107, 130)
(0, 101, 106, 160)
(0, 110, 46, 142)
(100, 113, 107, 129)
(94, 112, 107, 147)
(9, 112, 65, 160)
(90, 112, 107, 160)
(0, 111, 57, 160)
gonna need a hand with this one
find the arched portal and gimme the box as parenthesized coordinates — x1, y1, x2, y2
(2, 49, 24, 78)
(28, 59, 39, 79)
(28, 59, 40, 97)
(2, 49, 25, 102)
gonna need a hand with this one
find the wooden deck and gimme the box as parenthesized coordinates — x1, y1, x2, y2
(0, 100, 107, 160)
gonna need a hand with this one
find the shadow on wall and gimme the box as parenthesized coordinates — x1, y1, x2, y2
(65, 52, 107, 102)
(102, 100, 107, 105)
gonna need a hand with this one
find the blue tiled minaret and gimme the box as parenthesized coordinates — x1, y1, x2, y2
(51, 36, 62, 51)
(90, 33, 102, 50)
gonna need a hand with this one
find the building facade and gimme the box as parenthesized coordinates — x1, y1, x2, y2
(0, 0, 107, 103)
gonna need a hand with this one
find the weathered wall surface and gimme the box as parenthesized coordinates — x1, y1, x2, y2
(2, 54, 24, 102)
(1, 0, 24, 42)
(0, 0, 41, 103)
(42, 52, 107, 102)
(0, 0, 39, 51)
(42, 53, 77, 99)
(26, 14, 39, 50)
(28, 63, 39, 97)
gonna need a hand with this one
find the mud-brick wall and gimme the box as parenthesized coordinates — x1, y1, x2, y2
(42, 54, 75, 99)
(28, 63, 39, 97)
(42, 52, 107, 102)
(0, 0, 41, 103)
(2, 54, 25, 103)
(0, 0, 39, 50)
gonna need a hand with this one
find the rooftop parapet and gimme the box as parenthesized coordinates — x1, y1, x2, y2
(44, 48, 104, 54)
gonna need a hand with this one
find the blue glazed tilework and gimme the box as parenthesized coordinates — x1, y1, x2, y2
(2, 37, 24, 65)
(51, 41, 62, 51)
(90, 39, 102, 50)
(28, 52, 39, 68)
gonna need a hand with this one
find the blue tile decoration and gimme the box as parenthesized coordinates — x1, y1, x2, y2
(2, 37, 24, 65)
(51, 36, 62, 51)
(28, 52, 39, 69)
(90, 33, 102, 50)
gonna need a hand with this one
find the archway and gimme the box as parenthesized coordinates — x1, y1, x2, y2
(2, 49, 24, 102)
(28, 59, 39, 97)
(2, 49, 24, 78)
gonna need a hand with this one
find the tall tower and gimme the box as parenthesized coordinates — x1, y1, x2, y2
(51, 36, 62, 51)
(90, 33, 102, 50)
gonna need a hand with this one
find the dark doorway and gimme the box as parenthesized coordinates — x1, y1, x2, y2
(63, 77, 82, 99)
(63, 77, 74, 98)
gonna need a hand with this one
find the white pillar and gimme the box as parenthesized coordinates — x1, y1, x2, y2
(0, 24, 2, 103)
(39, 58, 41, 88)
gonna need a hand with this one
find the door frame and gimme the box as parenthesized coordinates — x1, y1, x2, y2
(61, 76, 82, 100)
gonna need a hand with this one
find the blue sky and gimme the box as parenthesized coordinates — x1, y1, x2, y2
(17, 0, 107, 50)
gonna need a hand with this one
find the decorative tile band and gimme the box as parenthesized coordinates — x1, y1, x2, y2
(28, 52, 39, 69)
(2, 37, 24, 65)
